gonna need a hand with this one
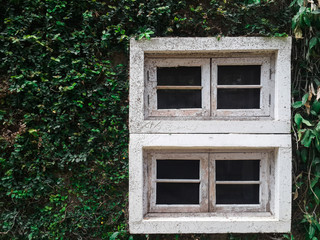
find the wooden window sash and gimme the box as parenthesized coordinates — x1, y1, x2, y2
(147, 150, 271, 214)
(145, 56, 272, 119)
(212, 57, 271, 118)
(145, 58, 211, 118)
(149, 153, 209, 213)
(209, 152, 269, 213)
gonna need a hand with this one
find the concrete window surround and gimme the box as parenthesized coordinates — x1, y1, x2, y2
(129, 37, 292, 234)
(129, 37, 292, 134)
(129, 134, 291, 233)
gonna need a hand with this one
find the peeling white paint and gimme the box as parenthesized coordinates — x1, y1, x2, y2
(129, 37, 292, 234)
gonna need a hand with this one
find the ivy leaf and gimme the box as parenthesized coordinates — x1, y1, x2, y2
(301, 129, 315, 147)
(309, 37, 318, 50)
(311, 110, 317, 116)
(292, 93, 309, 108)
(292, 101, 303, 108)
(294, 113, 313, 130)
(314, 218, 320, 231)
(311, 100, 320, 114)
(110, 232, 120, 240)
(302, 118, 313, 126)
(295, 113, 303, 130)
(300, 148, 308, 163)
(297, 0, 304, 6)
(0, 110, 6, 120)
(313, 187, 320, 205)
(303, 15, 311, 27)
(309, 225, 316, 239)
(312, 157, 320, 167)
(310, 176, 319, 188)
(289, 0, 297, 8)
(302, 93, 309, 105)
(311, 9, 320, 15)
(314, 132, 320, 152)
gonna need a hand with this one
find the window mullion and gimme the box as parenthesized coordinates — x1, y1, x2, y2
(210, 59, 218, 117)
(209, 153, 216, 212)
(200, 154, 209, 212)
(260, 153, 269, 211)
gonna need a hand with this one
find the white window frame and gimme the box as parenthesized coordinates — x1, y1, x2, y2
(129, 37, 292, 234)
(147, 151, 271, 214)
(146, 56, 271, 119)
(129, 134, 292, 234)
(148, 152, 209, 213)
(129, 37, 291, 134)
(145, 58, 210, 117)
(212, 57, 271, 117)
(210, 152, 270, 213)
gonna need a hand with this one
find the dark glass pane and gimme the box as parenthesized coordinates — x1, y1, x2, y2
(157, 90, 201, 109)
(216, 184, 259, 204)
(217, 89, 260, 109)
(216, 160, 260, 181)
(157, 160, 200, 179)
(156, 183, 199, 204)
(218, 66, 261, 85)
(157, 67, 201, 86)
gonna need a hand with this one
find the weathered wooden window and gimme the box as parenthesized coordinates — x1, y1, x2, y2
(210, 152, 269, 213)
(145, 58, 210, 117)
(213, 57, 271, 117)
(145, 56, 271, 118)
(146, 150, 271, 214)
(129, 37, 292, 234)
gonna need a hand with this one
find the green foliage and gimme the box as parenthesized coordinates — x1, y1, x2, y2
(291, 0, 320, 239)
(0, 0, 304, 239)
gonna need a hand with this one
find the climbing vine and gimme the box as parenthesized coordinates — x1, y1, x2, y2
(0, 0, 318, 239)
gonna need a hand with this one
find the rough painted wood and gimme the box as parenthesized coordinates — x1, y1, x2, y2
(129, 37, 292, 234)
(129, 37, 291, 134)
(129, 134, 291, 233)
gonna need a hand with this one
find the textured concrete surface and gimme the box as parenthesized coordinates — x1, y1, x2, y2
(129, 37, 291, 134)
(129, 37, 292, 234)
(129, 134, 292, 233)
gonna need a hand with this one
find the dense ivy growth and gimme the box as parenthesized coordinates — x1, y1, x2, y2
(0, 0, 317, 239)
(291, 0, 320, 239)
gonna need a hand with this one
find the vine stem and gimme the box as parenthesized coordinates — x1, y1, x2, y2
(0, 211, 19, 235)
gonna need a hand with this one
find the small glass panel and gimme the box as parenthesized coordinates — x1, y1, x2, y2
(157, 67, 201, 86)
(216, 184, 259, 204)
(218, 66, 261, 85)
(157, 90, 201, 109)
(216, 160, 260, 181)
(156, 183, 199, 204)
(157, 160, 200, 179)
(217, 89, 260, 109)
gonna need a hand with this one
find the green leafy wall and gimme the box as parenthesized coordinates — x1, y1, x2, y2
(0, 0, 318, 239)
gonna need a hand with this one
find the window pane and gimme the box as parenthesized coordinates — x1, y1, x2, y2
(157, 160, 200, 179)
(217, 89, 260, 109)
(156, 183, 199, 204)
(216, 184, 259, 204)
(218, 66, 261, 85)
(157, 90, 201, 109)
(157, 67, 201, 86)
(216, 160, 260, 181)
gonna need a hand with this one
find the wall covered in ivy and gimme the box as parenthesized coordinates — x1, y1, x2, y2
(0, 0, 319, 239)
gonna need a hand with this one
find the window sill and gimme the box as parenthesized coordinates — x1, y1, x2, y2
(130, 214, 290, 234)
(145, 212, 273, 218)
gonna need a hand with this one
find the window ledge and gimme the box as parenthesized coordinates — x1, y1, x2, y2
(144, 212, 273, 219)
(130, 216, 290, 234)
